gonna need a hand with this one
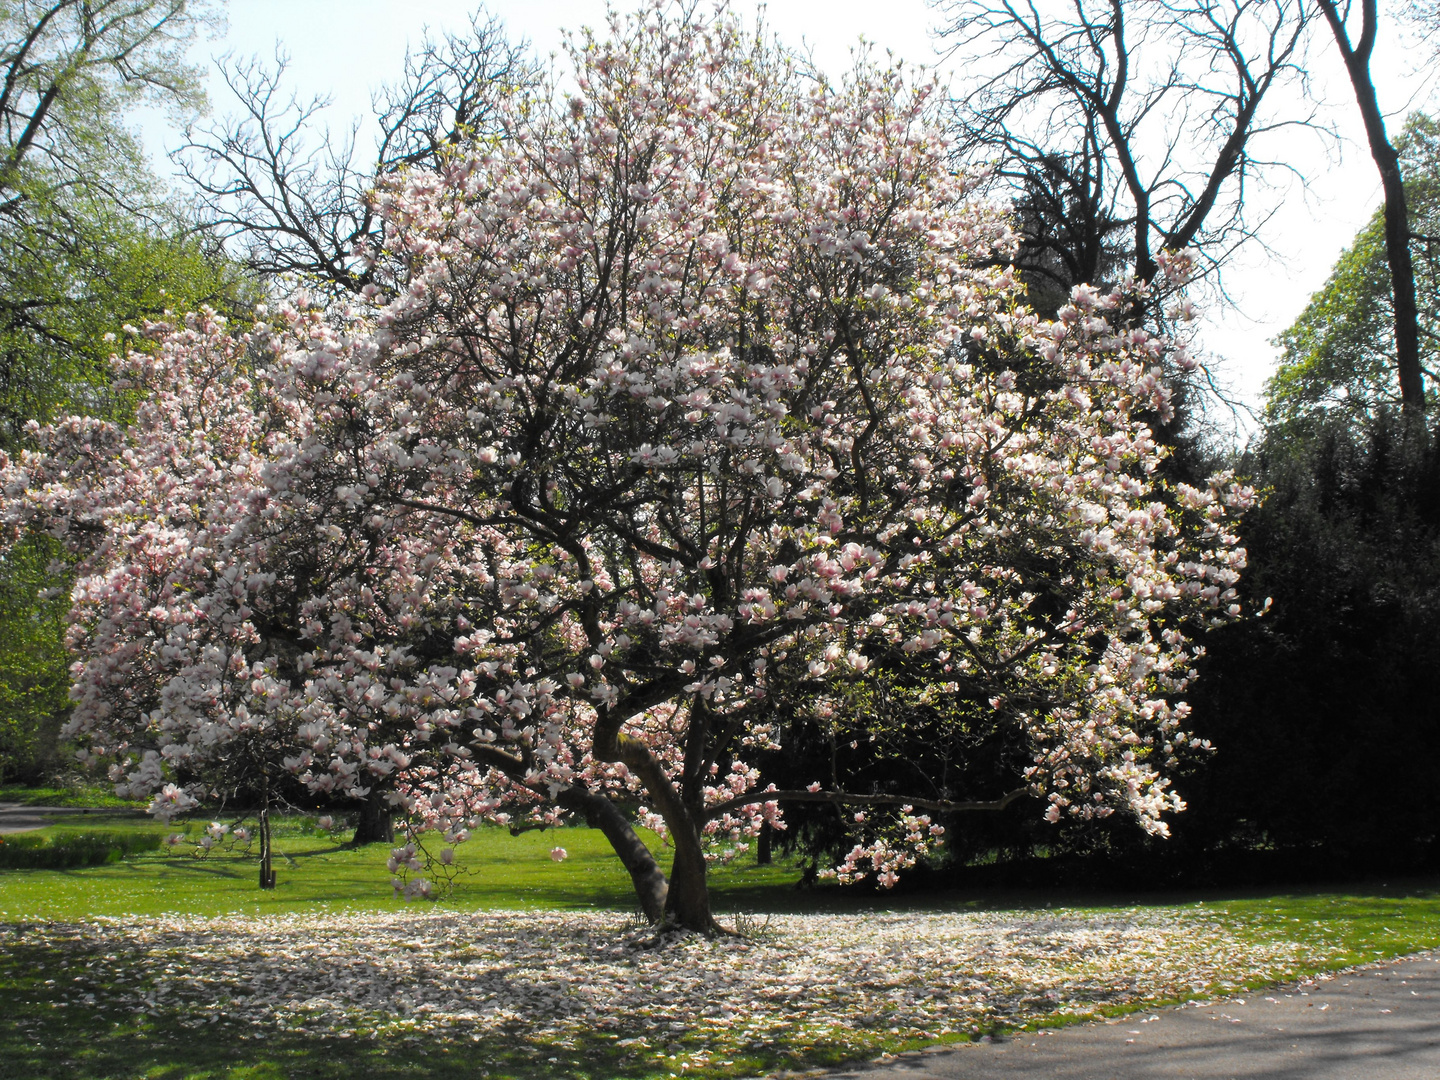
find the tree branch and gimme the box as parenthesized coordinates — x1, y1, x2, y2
(703, 786, 1029, 821)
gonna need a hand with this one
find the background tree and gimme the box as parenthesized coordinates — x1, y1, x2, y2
(1268, 113, 1440, 432)
(0, 0, 256, 786)
(1316, 0, 1426, 413)
(992, 134, 1132, 318)
(173, 9, 538, 298)
(1158, 103, 1440, 881)
(970, 151, 1440, 887)
(932, 0, 1316, 312)
(1172, 410, 1440, 880)
(0, 0, 230, 440)
(0, 531, 67, 781)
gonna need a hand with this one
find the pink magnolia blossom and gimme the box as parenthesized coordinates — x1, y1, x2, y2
(0, 6, 1251, 929)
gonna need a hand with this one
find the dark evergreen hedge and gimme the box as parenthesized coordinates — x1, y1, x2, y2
(0, 831, 162, 869)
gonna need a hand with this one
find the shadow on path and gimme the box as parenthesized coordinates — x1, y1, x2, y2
(835, 952, 1440, 1080)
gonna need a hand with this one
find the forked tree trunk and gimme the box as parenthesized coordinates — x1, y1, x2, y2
(351, 789, 394, 845)
(474, 743, 673, 923)
(594, 722, 724, 934)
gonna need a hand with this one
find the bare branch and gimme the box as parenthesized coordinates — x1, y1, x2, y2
(175, 12, 538, 297)
(704, 786, 1028, 821)
(937, 0, 1325, 312)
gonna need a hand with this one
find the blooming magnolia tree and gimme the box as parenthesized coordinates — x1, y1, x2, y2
(0, 6, 1251, 931)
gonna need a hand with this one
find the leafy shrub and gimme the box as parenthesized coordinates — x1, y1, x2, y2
(1176, 412, 1440, 877)
(0, 830, 161, 869)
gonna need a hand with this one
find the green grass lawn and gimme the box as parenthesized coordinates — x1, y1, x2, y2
(3, 810, 1439, 1080)
(0, 812, 802, 920)
(0, 783, 145, 808)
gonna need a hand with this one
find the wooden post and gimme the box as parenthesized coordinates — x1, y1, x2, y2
(259, 800, 276, 889)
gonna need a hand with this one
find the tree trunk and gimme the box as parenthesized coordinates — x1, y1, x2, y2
(663, 819, 719, 933)
(1320, 0, 1426, 413)
(1374, 146, 1425, 412)
(35, 709, 64, 781)
(473, 741, 671, 922)
(351, 789, 394, 845)
(594, 721, 723, 934)
(756, 821, 773, 865)
(558, 785, 669, 923)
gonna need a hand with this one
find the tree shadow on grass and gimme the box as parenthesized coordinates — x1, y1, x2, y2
(277, 844, 351, 859)
(710, 873, 1440, 918)
(98, 857, 249, 879)
(0, 927, 822, 1080)
(0, 945, 650, 1080)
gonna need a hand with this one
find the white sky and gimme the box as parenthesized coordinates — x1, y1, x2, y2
(145, 0, 1438, 431)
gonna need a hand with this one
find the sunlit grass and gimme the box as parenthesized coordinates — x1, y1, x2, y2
(0, 812, 801, 920)
(0, 784, 144, 808)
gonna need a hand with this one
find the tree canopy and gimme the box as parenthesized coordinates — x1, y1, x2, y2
(0, 8, 1253, 928)
(1268, 113, 1440, 434)
(0, 1, 234, 441)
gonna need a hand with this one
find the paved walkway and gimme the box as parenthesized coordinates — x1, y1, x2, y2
(830, 951, 1440, 1080)
(0, 802, 133, 834)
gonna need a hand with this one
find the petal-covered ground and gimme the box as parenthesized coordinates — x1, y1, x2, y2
(4, 908, 1348, 1071)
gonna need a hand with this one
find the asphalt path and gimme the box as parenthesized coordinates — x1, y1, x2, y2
(0, 802, 142, 833)
(830, 951, 1440, 1080)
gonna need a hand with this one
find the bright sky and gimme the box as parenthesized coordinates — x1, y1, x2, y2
(149, 0, 1438, 431)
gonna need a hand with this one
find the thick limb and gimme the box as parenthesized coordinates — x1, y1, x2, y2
(475, 744, 671, 923)
(557, 784, 669, 923)
(594, 718, 722, 934)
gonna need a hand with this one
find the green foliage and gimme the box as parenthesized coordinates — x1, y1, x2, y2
(0, 2, 214, 193)
(1137, 117, 1440, 887)
(0, 1, 256, 783)
(1268, 114, 1440, 432)
(1111, 118, 1440, 883)
(752, 661, 1036, 876)
(1178, 411, 1440, 874)
(0, 782, 141, 806)
(0, 828, 159, 868)
(0, 0, 233, 443)
(0, 534, 69, 782)
(0, 216, 255, 787)
(0, 209, 256, 441)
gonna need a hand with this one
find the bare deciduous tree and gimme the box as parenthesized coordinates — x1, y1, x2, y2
(173, 10, 537, 296)
(935, 0, 1318, 309)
